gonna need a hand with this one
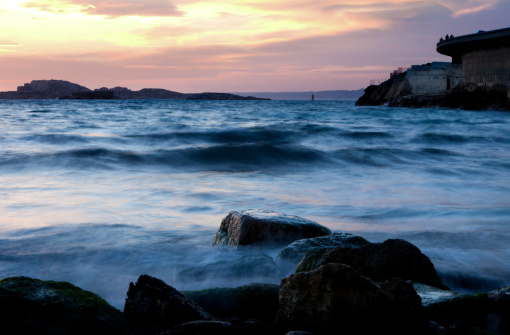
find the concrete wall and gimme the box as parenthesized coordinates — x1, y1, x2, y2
(463, 46, 510, 87)
(406, 62, 464, 95)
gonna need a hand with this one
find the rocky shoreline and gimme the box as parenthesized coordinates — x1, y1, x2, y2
(0, 80, 269, 100)
(1, 210, 508, 334)
(355, 74, 510, 111)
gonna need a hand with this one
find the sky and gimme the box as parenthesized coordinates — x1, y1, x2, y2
(0, 0, 509, 92)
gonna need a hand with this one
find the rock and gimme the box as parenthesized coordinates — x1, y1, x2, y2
(0, 276, 125, 334)
(275, 233, 370, 273)
(178, 254, 284, 285)
(413, 283, 464, 307)
(355, 73, 409, 106)
(488, 285, 510, 305)
(10, 79, 91, 99)
(278, 263, 424, 334)
(296, 238, 447, 289)
(159, 320, 243, 335)
(124, 274, 213, 335)
(212, 210, 331, 248)
(415, 284, 510, 335)
(184, 283, 279, 324)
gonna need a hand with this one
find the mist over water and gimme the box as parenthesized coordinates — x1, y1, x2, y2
(0, 99, 509, 309)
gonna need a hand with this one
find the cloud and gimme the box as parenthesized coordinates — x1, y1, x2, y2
(438, 0, 500, 18)
(0, 41, 21, 47)
(21, 0, 184, 18)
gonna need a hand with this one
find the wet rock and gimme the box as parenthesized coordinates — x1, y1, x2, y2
(278, 263, 424, 334)
(124, 274, 213, 335)
(184, 283, 279, 324)
(159, 320, 243, 335)
(275, 233, 370, 273)
(416, 284, 510, 334)
(0, 276, 125, 335)
(296, 238, 447, 289)
(488, 285, 510, 305)
(413, 283, 464, 307)
(178, 254, 284, 285)
(212, 210, 331, 248)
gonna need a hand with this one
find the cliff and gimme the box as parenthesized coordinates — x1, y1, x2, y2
(356, 74, 510, 111)
(354, 73, 411, 106)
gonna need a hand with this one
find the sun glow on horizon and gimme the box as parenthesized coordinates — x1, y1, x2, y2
(0, 0, 507, 92)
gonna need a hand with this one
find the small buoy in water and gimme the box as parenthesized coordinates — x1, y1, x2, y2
(311, 94, 315, 101)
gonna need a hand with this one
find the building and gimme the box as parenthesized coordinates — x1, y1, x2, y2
(406, 62, 463, 94)
(437, 27, 510, 87)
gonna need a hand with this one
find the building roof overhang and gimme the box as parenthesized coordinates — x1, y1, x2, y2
(437, 27, 510, 58)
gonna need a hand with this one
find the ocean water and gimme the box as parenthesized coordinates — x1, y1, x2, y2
(0, 99, 509, 309)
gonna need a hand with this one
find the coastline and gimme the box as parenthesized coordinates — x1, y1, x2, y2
(1, 211, 509, 334)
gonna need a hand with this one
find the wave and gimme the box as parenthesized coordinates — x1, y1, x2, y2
(339, 131, 394, 140)
(332, 147, 416, 167)
(22, 134, 90, 145)
(126, 127, 300, 145)
(0, 143, 330, 172)
(413, 132, 488, 145)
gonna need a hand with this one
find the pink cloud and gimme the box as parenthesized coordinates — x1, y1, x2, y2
(21, 0, 184, 18)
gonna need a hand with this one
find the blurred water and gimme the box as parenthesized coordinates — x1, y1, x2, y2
(0, 99, 509, 309)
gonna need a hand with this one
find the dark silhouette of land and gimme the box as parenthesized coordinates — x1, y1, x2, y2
(0, 80, 269, 100)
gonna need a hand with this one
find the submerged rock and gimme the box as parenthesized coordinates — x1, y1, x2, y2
(178, 254, 284, 285)
(278, 263, 424, 334)
(296, 238, 447, 289)
(0, 276, 125, 334)
(212, 210, 331, 248)
(275, 233, 370, 273)
(124, 274, 213, 335)
(184, 283, 279, 324)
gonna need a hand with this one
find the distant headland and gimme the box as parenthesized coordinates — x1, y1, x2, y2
(0, 80, 270, 101)
(356, 27, 510, 111)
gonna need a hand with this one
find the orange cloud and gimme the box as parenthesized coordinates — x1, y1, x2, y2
(21, 0, 184, 18)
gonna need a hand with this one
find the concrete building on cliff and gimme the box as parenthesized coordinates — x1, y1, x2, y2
(401, 27, 510, 96)
(437, 27, 510, 88)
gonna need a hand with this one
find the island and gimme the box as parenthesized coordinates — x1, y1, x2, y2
(0, 80, 270, 100)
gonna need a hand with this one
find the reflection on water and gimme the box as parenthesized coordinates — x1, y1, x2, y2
(0, 100, 509, 308)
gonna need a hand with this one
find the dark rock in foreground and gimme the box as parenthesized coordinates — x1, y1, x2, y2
(124, 274, 213, 335)
(296, 238, 448, 289)
(419, 284, 510, 334)
(0, 276, 125, 335)
(178, 254, 284, 285)
(278, 263, 424, 335)
(275, 232, 370, 273)
(184, 283, 279, 324)
(212, 210, 331, 248)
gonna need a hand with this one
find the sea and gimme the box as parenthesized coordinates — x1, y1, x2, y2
(0, 99, 509, 309)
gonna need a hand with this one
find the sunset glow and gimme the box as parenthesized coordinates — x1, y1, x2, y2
(1, 0, 508, 92)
